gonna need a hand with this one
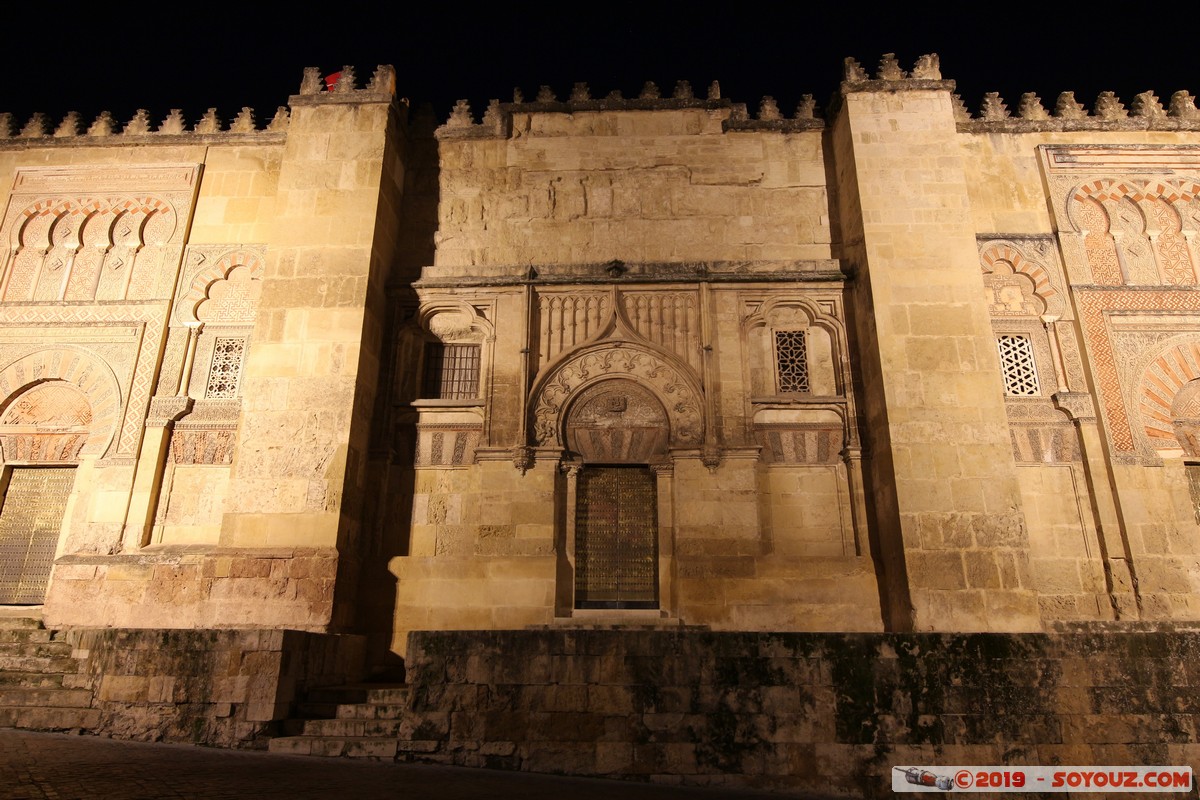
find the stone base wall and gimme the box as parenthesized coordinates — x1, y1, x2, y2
(400, 628, 1200, 797)
(44, 547, 339, 630)
(66, 627, 365, 747)
(675, 555, 884, 631)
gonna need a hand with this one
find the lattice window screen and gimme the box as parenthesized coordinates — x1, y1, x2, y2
(205, 337, 246, 399)
(774, 330, 810, 393)
(422, 343, 481, 400)
(997, 334, 1040, 396)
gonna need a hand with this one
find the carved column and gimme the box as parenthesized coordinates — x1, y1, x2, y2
(557, 461, 582, 616)
(841, 445, 869, 557)
(1041, 315, 1069, 394)
(177, 322, 203, 396)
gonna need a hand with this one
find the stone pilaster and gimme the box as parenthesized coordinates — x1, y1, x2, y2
(832, 58, 1041, 631)
(220, 69, 405, 629)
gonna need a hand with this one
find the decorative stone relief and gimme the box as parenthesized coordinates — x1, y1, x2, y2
(530, 343, 702, 448)
(170, 428, 235, 465)
(413, 424, 482, 467)
(0, 380, 92, 462)
(1075, 291, 1200, 455)
(1009, 424, 1082, 463)
(753, 424, 841, 465)
(1055, 322, 1087, 392)
(979, 239, 1066, 318)
(1133, 337, 1200, 451)
(537, 293, 611, 366)
(0, 345, 124, 459)
(742, 296, 847, 399)
(1170, 380, 1200, 456)
(169, 397, 241, 464)
(161, 245, 265, 466)
(1057, 176, 1200, 287)
(175, 246, 266, 325)
(565, 380, 669, 463)
(0, 165, 200, 304)
(619, 291, 701, 371)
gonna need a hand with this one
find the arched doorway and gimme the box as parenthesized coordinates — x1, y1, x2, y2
(0, 379, 91, 604)
(565, 380, 669, 610)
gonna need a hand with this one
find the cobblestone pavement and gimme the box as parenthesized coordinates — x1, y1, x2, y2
(0, 729, 845, 799)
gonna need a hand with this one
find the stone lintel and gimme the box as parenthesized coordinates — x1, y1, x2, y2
(415, 260, 845, 288)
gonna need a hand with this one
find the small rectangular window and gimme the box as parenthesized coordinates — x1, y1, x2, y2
(422, 343, 481, 400)
(205, 337, 246, 399)
(774, 330, 810, 393)
(997, 334, 1040, 396)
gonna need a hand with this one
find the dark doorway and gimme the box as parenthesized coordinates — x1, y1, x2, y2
(574, 465, 658, 609)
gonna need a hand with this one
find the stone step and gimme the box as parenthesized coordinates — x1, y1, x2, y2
(364, 686, 409, 704)
(0, 705, 100, 731)
(0, 617, 44, 631)
(294, 701, 340, 719)
(268, 735, 399, 759)
(0, 688, 92, 708)
(0, 641, 74, 658)
(0, 628, 53, 644)
(335, 702, 408, 720)
(0, 654, 80, 673)
(302, 683, 408, 706)
(303, 685, 370, 705)
(0, 671, 65, 688)
(300, 717, 405, 738)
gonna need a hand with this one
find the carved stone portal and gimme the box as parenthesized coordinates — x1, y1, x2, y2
(531, 343, 702, 448)
(566, 380, 669, 463)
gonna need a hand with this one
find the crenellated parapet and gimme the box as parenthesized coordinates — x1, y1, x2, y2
(956, 88, 1200, 132)
(435, 79, 824, 139)
(0, 65, 400, 147)
(839, 52, 953, 94)
(290, 64, 397, 105)
(0, 106, 291, 144)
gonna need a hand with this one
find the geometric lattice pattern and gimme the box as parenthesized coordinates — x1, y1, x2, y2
(196, 266, 261, 324)
(774, 330, 810, 393)
(0, 466, 74, 604)
(422, 343, 481, 400)
(1, 382, 92, 427)
(205, 337, 246, 399)
(997, 334, 1040, 396)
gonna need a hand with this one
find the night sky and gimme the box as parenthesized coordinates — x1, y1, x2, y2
(3, 7, 1196, 130)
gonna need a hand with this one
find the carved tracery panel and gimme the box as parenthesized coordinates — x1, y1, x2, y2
(530, 343, 702, 448)
(0, 165, 200, 303)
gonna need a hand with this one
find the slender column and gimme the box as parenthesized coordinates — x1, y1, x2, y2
(842, 446, 869, 557)
(1042, 315, 1069, 393)
(177, 322, 203, 396)
(559, 462, 582, 615)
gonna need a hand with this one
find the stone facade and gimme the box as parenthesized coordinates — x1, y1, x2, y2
(2, 54, 1200, 786)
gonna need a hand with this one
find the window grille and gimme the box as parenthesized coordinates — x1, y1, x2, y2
(997, 334, 1040, 396)
(422, 343, 481, 400)
(774, 330, 810, 393)
(205, 337, 246, 399)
